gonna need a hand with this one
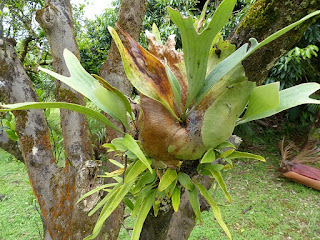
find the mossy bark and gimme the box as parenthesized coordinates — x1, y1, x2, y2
(100, 0, 148, 96)
(228, 0, 320, 85)
(35, 1, 108, 239)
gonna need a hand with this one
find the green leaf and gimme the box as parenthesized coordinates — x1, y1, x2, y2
(122, 134, 153, 173)
(194, 182, 232, 240)
(152, 23, 162, 44)
(188, 186, 201, 222)
(201, 81, 255, 148)
(238, 83, 320, 124)
(132, 192, 143, 217)
(131, 171, 157, 196)
(165, 179, 177, 198)
(178, 172, 194, 191)
(123, 198, 134, 210)
(85, 181, 134, 240)
(92, 74, 133, 118)
(39, 49, 129, 128)
(228, 151, 266, 162)
(200, 148, 216, 164)
(167, 0, 238, 110)
(215, 141, 236, 150)
(165, 60, 182, 114)
(0, 102, 124, 133)
(238, 82, 280, 124)
(108, 159, 124, 169)
(5, 129, 18, 141)
(111, 137, 127, 152)
(153, 191, 165, 217)
(88, 182, 122, 217)
(158, 169, 177, 192)
(203, 165, 232, 203)
(172, 186, 181, 212)
(195, 10, 320, 107)
(76, 183, 118, 204)
(131, 189, 157, 240)
(125, 160, 148, 183)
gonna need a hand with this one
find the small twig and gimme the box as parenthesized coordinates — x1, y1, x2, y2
(241, 205, 252, 214)
(156, 168, 162, 180)
(122, 155, 127, 183)
(122, 223, 133, 238)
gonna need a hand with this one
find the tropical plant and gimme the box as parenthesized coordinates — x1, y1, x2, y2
(1, 0, 320, 239)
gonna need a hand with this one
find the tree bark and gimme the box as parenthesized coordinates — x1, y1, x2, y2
(228, 0, 320, 85)
(35, 1, 107, 239)
(100, 0, 148, 96)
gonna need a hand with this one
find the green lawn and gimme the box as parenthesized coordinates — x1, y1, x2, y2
(0, 149, 43, 240)
(1, 145, 319, 240)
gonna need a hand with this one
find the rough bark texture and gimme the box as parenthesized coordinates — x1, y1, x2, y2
(100, 0, 148, 96)
(35, 1, 106, 239)
(0, 39, 105, 240)
(228, 0, 320, 85)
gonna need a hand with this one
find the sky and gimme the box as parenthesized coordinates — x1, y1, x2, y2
(71, 0, 114, 19)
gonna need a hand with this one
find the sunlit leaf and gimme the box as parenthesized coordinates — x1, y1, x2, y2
(168, 0, 237, 110)
(85, 181, 134, 240)
(239, 82, 280, 123)
(131, 189, 157, 240)
(122, 134, 153, 173)
(88, 182, 122, 217)
(200, 148, 216, 164)
(195, 182, 232, 240)
(172, 186, 181, 212)
(178, 172, 194, 191)
(76, 183, 118, 204)
(152, 23, 162, 44)
(108, 159, 124, 168)
(39, 49, 129, 128)
(125, 160, 148, 183)
(238, 83, 320, 124)
(201, 81, 255, 148)
(92, 74, 133, 118)
(158, 169, 177, 192)
(228, 151, 266, 162)
(188, 186, 201, 222)
(203, 165, 231, 203)
(0, 102, 124, 133)
(110, 137, 127, 152)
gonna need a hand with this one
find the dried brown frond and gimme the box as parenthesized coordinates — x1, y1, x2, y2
(292, 139, 320, 164)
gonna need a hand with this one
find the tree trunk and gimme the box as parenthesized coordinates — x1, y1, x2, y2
(34, 1, 108, 239)
(228, 0, 320, 85)
(100, 0, 148, 96)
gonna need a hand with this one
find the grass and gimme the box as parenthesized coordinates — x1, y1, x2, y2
(0, 141, 319, 240)
(0, 149, 43, 240)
